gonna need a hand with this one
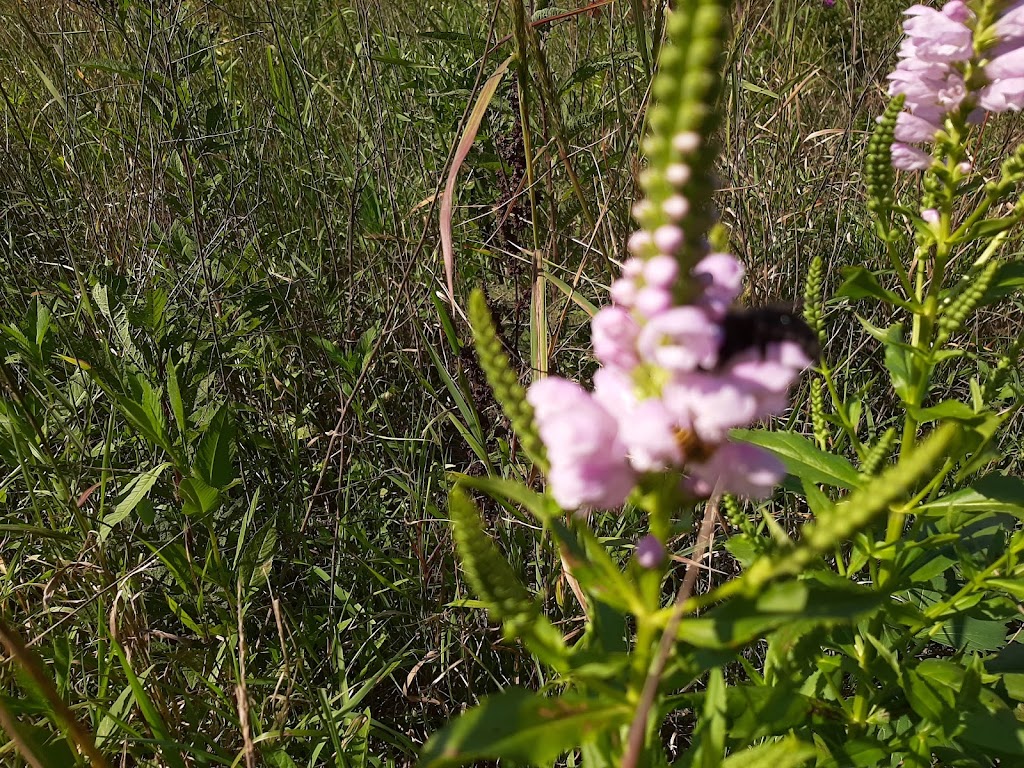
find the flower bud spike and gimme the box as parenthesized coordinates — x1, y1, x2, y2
(937, 260, 1000, 344)
(468, 289, 547, 470)
(866, 95, 904, 220)
(860, 428, 897, 478)
(636, 0, 730, 285)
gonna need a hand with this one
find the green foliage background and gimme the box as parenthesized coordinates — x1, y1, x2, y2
(1, 0, 1021, 765)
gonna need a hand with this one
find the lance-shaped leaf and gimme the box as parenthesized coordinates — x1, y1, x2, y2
(419, 687, 630, 767)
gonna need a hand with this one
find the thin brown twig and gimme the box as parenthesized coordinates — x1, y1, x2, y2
(622, 496, 721, 768)
(235, 582, 256, 768)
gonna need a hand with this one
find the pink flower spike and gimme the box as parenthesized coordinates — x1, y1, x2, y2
(526, 377, 636, 510)
(894, 111, 942, 143)
(591, 306, 640, 370)
(627, 232, 654, 259)
(643, 255, 679, 288)
(636, 535, 666, 568)
(619, 398, 683, 472)
(979, 78, 1024, 111)
(610, 277, 639, 307)
(653, 224, 684, 254)
(638, 307, 722, 372)
(622, 258, 645, 278)
(921, 208, 940, 224)
(666, 163, 691, 186)
(891, 142, 933, 170)
(687, 442, 785, 500)
(632, 200, 653, 221)
(673, 131, 701, 153)
(662, 195, 690, 221)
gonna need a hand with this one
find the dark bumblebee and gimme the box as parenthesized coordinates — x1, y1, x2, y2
(716, 307, 820, 368)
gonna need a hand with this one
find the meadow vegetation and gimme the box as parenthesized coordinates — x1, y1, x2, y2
(1, 0, 1021, 765)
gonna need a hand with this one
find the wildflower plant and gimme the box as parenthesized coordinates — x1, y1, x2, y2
(425, 0, 1024, 765)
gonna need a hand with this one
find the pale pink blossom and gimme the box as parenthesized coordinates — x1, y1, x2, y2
(900, 4, 973, 63)
(638, 307, 722, 372)
(895, 111, 943, 142)
(592, 306, 640, 370)
(693, 252, 744, 317)
(653, 224, 684, 254)
(643, 255, 679, 288)
(687, 442, 786, 499)
(891, 142, 933, 170)
(610, 277, 638, 307)
(635, 286, 674, 318)
(636, 535, 666, 568)
(979, 78, 1024, 110)
(526, 378, 636, 510)
(662, 373, 760, 443)
(663, 195, 690, 220)
(619, 398, 684, 472)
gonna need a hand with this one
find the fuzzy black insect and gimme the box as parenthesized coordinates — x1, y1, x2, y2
(716, 307, 820, 368)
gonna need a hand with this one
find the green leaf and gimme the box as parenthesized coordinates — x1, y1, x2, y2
(546, 272, 599, 316)
(903, 659, 961, 731)
(193, 402, 236, 490)
(548, 519, 644, 615)
(908, 399, 982, 423)
(675, 579, 884, 649)
(720, 738, 816, 768)
(112, 642, 187, 768)
(882, 325, 914, 402)
(448, 473, 555, 523)
(815, 738, 889, 767)
(837, 267, 914, 310)
(166, 358, 187, 439)
(935, 614, 1007, 653)
(962, 215, 1018, 241)
(918, 474, 1024, 519)
(731, 430, 861, 489)
(699, 669, 726, 768)
(419, 688, 629, 767)
(981, 261, 1024, 304)
(960, 708, 1024, 755)
(0, 708, 76, 767)
(101, 462, 171, 540)
(104, 375, 174, 455)
(239, 522, 277, 593)
(179, 476, 221, 517)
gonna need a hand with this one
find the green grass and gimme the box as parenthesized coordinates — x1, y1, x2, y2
(0, 0, 1019, 765)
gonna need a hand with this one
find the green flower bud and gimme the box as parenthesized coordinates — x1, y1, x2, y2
(937, 260, 999, 344)
(866, 96, 904, 216)
(860, 428, 896, 478)
(468, 289, 547, 471)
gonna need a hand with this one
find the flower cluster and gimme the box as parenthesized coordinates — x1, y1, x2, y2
(525, 146, 813, 512)
(888, 0, 1024, 170)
